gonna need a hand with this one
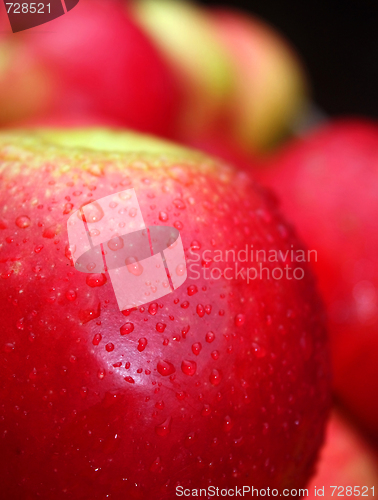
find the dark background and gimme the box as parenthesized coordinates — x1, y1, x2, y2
(200, 0, 378, 120)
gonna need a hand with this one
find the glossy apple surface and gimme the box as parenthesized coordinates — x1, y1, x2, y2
(260, 120, 378, 439)
(0, 129, 330, 498)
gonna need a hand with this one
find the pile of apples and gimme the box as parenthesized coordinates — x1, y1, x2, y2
(0, 0, 377, 498)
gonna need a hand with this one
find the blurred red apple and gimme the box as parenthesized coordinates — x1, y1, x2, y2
(260, 120, 378, 439)
(0, 0, 180, 137)
(0, 129, 330, 498)
(307, 411, 378, 499)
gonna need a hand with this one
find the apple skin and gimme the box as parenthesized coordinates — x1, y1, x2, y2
(307, 412, 378, 499)
(0, 0, 180, 137)
(259, 120, 378, 439)
(0, 129, 330, 498)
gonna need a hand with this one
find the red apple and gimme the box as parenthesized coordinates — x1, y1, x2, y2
(0, 129, 330, 498)
(0, 0, 180, 137)
(307, 411, 378, 499)
(259, 120, 378, 439)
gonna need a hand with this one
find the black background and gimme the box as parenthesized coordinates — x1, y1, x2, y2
(199, 0, 378, 120)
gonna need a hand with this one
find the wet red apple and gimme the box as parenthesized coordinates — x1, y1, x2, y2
(0, 129, 330, 498)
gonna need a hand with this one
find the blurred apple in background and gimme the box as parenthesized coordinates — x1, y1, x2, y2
(307, 411, 378, 499)
(0, 0, 309, 154)
(260, 120, 378, 440)
(210, 9, 308, 153)
(0, 0, 181, 137)
(134, 0, 309, 153)
(132, 0, 233, 141)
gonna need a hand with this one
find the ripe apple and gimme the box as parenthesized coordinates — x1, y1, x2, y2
(133, 0, 308, 152)
(259, 120, 378, 439)
(0, 129, 330, 498)
(0, 0, 180, 137)
(307, 411, 378, 499)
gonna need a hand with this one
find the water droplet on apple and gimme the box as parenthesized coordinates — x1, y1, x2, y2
(156, 322, 166, 333)
(187, 285, 198, 296)
(148, 303, 158, 315)
(78, 201, 104, 223)
(65, 289, 77, 301)
(92, 333, 102, 346)
(137, 338, 147, 352)
(190, 240, 201, 250)
(223, 415, 234, 432)
(125, 256, 143, 276)
(181, 360, 197, 376)
(196, 304, 205, 318)
(79, 303, 101, 324)
(106, 343, 114, 352)
(120, 322, 134, 335)
(155, 416, 172, 437)
(252, 342, 266, 358)
(235, 314, 246, 327)
(206, 331, 215, 343)
(107, 236, 124, 251)
(86, 273, 107, 288)
(15, 216, 30, 228)
(201, 404, 211, 416)
(157, 360, 175, 376)
(173, 199, 186, 210)
(176, 264, 186, 276)
(192, 343, 202, 356)
(209, 369, 222, 386)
